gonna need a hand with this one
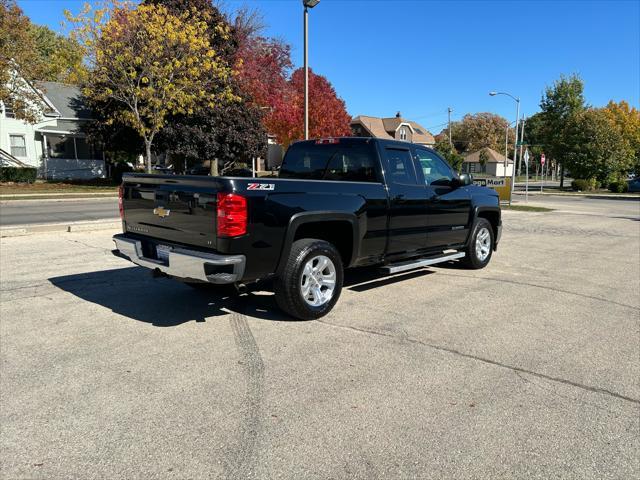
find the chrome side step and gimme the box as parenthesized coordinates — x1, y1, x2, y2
(381, 252, 466, 275)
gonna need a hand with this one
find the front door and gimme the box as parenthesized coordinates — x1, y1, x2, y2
(413, 147, 472, 249)
(381, 146, 429, 256)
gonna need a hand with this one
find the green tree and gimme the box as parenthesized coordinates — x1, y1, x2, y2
(30, 24, 87, 83)
(434, 137, 464, 172)
(563, 108, 634, 183)
(539, 74, 586, 186)
(68, 2, 236, 172)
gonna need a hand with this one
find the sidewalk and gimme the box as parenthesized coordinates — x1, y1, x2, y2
(0, 219, 120, 238)
(513, 190, 640, 200)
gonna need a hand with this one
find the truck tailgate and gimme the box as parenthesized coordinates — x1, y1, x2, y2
(122, 174, 222, 249)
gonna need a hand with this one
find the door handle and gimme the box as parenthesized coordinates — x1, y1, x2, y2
(430, 195, 441, 202)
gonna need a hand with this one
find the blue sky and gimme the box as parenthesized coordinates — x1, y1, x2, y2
(18, 0, 640, 133)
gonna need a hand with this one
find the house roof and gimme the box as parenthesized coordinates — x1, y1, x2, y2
(463, 147, 513, 164)
(351, 114, 435, 145)
(37, 82, 92, 119)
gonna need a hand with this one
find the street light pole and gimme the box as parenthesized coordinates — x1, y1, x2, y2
(302, 0, 320, 140)
(303, 5, 309, 140)
(490, 91, 520, 205)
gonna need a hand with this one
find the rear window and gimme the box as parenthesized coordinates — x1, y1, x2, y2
(279, 142, 380, 182)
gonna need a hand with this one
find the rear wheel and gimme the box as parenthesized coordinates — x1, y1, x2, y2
(274, 239, 344, 320)
(461, 218, 494, 269)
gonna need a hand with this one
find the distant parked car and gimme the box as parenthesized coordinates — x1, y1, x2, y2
(627, 177, 640, 193)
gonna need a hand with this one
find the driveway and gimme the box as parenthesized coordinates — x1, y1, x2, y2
(1, 204, 638, 479)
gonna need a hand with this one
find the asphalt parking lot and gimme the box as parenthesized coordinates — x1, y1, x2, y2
(1, 201, 639, 479)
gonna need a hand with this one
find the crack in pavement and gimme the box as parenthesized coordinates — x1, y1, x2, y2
(434, 271, 640, 311)
(315, 320, 640, 406)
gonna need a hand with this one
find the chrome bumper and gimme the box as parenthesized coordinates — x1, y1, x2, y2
(112, 234, 245, 284)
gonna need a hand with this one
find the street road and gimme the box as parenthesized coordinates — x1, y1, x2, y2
(1, 194, 637, 228)
(514, 193, 640, 218)
(0, 197, 118, 226)
(1, 200, 638, 478)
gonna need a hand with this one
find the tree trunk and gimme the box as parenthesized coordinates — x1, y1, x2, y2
(145, 140, 152, 174)
(560, 163, 565, 189)
(210, 158, 219, 177)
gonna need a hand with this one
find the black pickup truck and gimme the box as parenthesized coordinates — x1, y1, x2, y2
(113, 137, 501, 319)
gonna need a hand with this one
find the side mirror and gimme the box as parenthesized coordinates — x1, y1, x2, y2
(454, 172, 472, 187)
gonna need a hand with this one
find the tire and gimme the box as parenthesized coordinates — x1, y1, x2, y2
(461, 218, 494, 269)
(274, 239, 344, 320)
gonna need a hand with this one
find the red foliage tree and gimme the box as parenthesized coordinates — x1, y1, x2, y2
(236, 36, 351, 147)
(287, 67, 352, 146)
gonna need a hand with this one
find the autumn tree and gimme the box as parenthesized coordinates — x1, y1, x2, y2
(285, 68, 352, 146)
(449, 112, 513, 156)
(602, 100, 640, 173)
(0, 0, 45, 122)
(142, 0, 267, 175)
(235, 34, 297, 144)
(67, 2, 236, 172)
(30, 24, 87, 83)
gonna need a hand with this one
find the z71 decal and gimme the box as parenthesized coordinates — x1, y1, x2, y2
(247, 183, 275, 191)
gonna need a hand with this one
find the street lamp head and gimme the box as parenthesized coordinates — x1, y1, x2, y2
(303, 0, 320, 8)
(489, 91, 498, 96)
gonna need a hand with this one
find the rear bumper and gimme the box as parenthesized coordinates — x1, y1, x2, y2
(112, 234, 245, 284)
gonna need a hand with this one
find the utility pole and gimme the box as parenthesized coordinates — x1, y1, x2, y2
(517, 116, 526, 177)
(447, 107, 452, 146)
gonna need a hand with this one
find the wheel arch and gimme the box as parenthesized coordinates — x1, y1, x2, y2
(276, 212, 360, 274)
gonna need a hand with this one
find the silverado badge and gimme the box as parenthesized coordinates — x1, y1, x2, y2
(153, 206, 171, 218)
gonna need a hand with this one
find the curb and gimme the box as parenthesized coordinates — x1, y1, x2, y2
(0, 192, 117, 198)
(1, 220, 120, 238)
(0, 196, 118, 204)
(513, 191, 640, 200)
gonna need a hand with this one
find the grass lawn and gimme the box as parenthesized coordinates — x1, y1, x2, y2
(503, 205, 554, 212)
(0, 181, 118, 195)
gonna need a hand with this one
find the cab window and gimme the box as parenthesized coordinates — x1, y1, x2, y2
(415, 148, 454, 186)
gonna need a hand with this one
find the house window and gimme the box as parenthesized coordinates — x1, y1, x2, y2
(9, 134, 27, 157)
(3, 102, 15, 118)
(399, 127, 407, 141)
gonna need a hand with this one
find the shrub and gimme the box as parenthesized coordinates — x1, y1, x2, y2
(571, 178, 600, 191)
(0, 167, 37, 183)
(571, 179, 590, 191)
(608, 181, 629, 193)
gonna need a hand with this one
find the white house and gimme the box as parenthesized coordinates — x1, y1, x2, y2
(461, 147, 514, 178)
(0, 80, 105, 179)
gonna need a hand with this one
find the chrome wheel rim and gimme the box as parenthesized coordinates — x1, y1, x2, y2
(475, 227, 491, 262)
(300, 255, 336, 307)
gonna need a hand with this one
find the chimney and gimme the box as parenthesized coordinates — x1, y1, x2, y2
(395, 111, 401, 118)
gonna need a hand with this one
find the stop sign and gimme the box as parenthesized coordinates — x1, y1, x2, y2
(541, 154, 546, 166)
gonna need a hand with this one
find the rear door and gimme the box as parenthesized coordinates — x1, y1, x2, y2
(413, 147, 472, 248)
(380, 145, 429, 255)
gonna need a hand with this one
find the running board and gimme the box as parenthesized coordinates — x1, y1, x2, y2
(381, 252, 466, 275)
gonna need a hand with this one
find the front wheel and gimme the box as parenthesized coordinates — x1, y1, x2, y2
(461, 218, 494, 269)
(274, 239, 344, 320)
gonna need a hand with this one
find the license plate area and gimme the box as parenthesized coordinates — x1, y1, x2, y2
(156, 244, 172, 263)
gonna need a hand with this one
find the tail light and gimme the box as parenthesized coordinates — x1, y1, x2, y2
(118, 185, 124, 219)
(217, 192, 247, 237)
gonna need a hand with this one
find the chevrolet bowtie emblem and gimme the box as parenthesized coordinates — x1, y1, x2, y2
(153, 206, 170, 218)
